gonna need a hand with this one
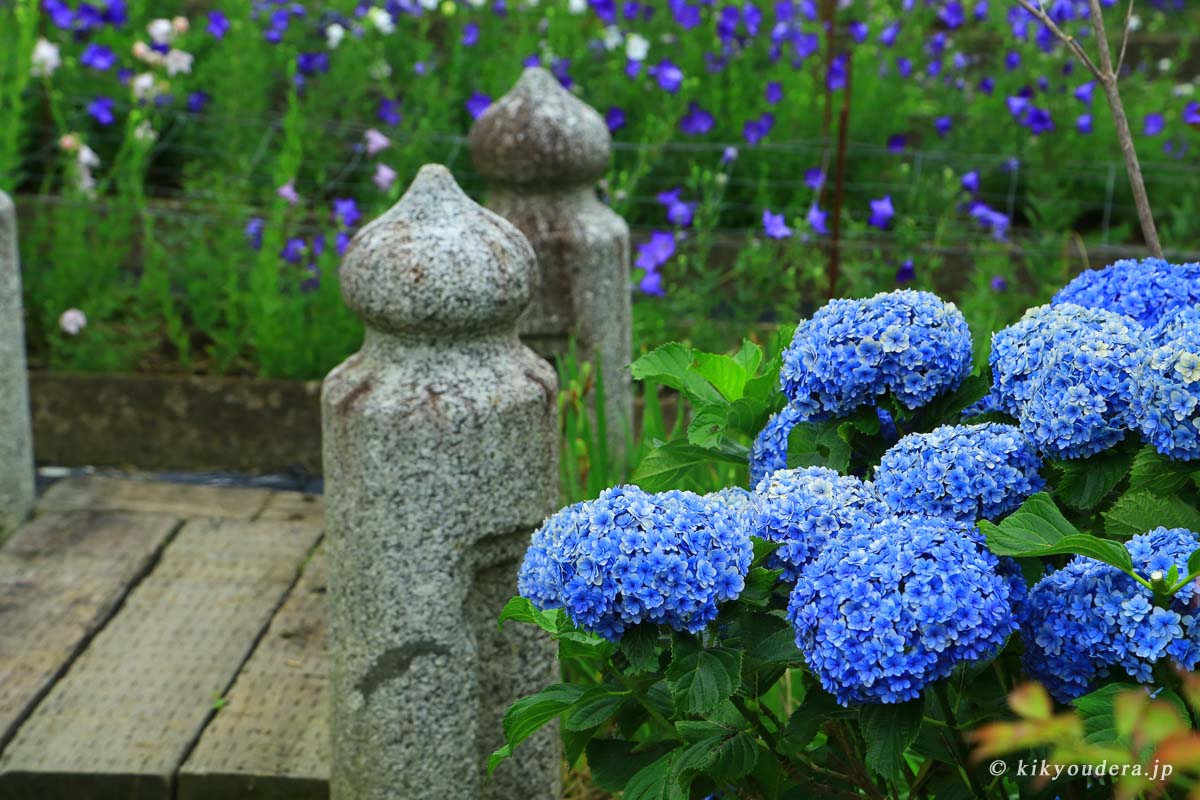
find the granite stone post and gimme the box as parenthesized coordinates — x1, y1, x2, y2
(470, 67, 632, 457)
(322, 165, 560, 800)
(0, 191, 34, 535)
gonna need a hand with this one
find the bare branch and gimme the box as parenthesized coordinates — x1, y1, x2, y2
(1115, 0, 1135, 77)
(1087, 0, 1163, 257)
(1013, 0, 1104, 80)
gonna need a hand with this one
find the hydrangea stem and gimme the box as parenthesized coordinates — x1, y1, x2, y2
(729, 695, 861, 799)
(933, 681, 996, 800)
(612, 670, 679, 740)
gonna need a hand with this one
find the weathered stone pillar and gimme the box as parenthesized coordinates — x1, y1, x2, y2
(470, 67, 632, 457)
(0, 191, 34, 535)
(322, 165, 560, 800)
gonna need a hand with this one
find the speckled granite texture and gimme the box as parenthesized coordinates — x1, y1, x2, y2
(323, 165, 560, 800)
(471, 68, 632, 455)
(0, 191, 34, 535)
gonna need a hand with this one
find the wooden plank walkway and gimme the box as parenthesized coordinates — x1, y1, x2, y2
(0, 476, 332, 800)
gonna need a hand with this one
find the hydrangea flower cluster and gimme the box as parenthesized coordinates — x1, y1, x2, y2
(1052, 258, 1200, 328)
(1020, 527, 1200, 702)
(748, 404, 803, 488)
(874, 423, 1044, 523)
(518, 486, 752, 641)
(1133, 307, 1200, 461)
(788, 516, 1017, 706)
(780, 290, 972, 421)
(987, 303, 1143, 459)
(748, 467, 887, 582)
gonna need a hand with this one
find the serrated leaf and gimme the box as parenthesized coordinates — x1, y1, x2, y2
(631, 343, 724, 406)
(671, 735, 722, 776)
(985, 530, 1134, 573)
(732, 339, 765, 378)
(489, 683, 585, 773)
(619, 624, 661, 675)
(1130, 446, 1195, 495)
(623, 752, 684, 800)
(751, 627, 804, 664)
(752, 538, 782, 567)
(585, 739, 671, 793)
(788, 421, 850, 474)
(564, 686, 628, 731)
(1073, 683, 1135, 745)
(1189, 548, 1200, 577)
(695, 351, 753, 402)
(687, 404, 729, 448)
(706, 731, 759, 780)
(980, 492, 1078, 554)
(781, 689, 850, 752)
(675, 720, 733, 743)
(921, 372, 991, 424)
(1104, 490, 1200, 537)
(497, 596, 558, 633)
(561, 725, 595, 768)
(860, 697, 924, 778)
(665, 644, 742, 714)
(632, 440, 748, 492)
(1054, 446, 1135, 511)
(739, 567, 781, 607)
(726, 397, 771, 437)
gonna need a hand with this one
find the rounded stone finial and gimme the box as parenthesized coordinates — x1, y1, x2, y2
(339, 164, 535, 337)
(469, 67, 611, 187)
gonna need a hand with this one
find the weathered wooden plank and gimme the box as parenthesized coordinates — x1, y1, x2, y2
(255, 491, 324, 526)
(0, 512, 180, 753)
(38, 476, 273, 520)
(0, 517, 321, 800)
(178, 551, 329, 800)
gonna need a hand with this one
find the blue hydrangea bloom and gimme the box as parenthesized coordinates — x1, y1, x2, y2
(518, 486, 753, 641)
(748, 467, 887, 581)
(788, 516, 1018, 705)
(987, 303, 1143, 459)
(1149, 304, 1200, 345)
(875, 423, 1044, 523)
(749, 404, 803, 487)
(1133, 308, 1200, 460)
(1021, 527, 1200, 702)
(1052, 258, 1200, 328)
(780, 290, 973, 421)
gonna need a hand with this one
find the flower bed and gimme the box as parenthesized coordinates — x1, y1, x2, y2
(3, 1, 1199, 378)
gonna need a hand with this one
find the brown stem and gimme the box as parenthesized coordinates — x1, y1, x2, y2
(933, 682, 997, 800)
(1013, 0, 1102, 77)
(1015, 0, 1161, 258)
(819, 0, 836, 135)
(829, 721, 886, 800)
(828, 49, 852, 300)
(1087, 0, 1163, 257)
(1115, 0, 1135, 74)
(729, 696, 857, 798)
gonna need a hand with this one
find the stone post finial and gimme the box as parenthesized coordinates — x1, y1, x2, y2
(323, 164, 560, 800)
(469, 67, 612, 188)
(0, 191, 35, 537)
(338, 163, 534, 338)
(469, 69, 632, 458)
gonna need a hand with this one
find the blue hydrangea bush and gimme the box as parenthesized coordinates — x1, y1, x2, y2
(495, 272, 1200, 799)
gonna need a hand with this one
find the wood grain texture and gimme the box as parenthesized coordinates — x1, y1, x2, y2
(38, 477, 273, 520)
(0, 512, 179, 753)
(178, 550, 329, 800)
(0, 517, 321, 800)
(255, 491, 324, 526)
